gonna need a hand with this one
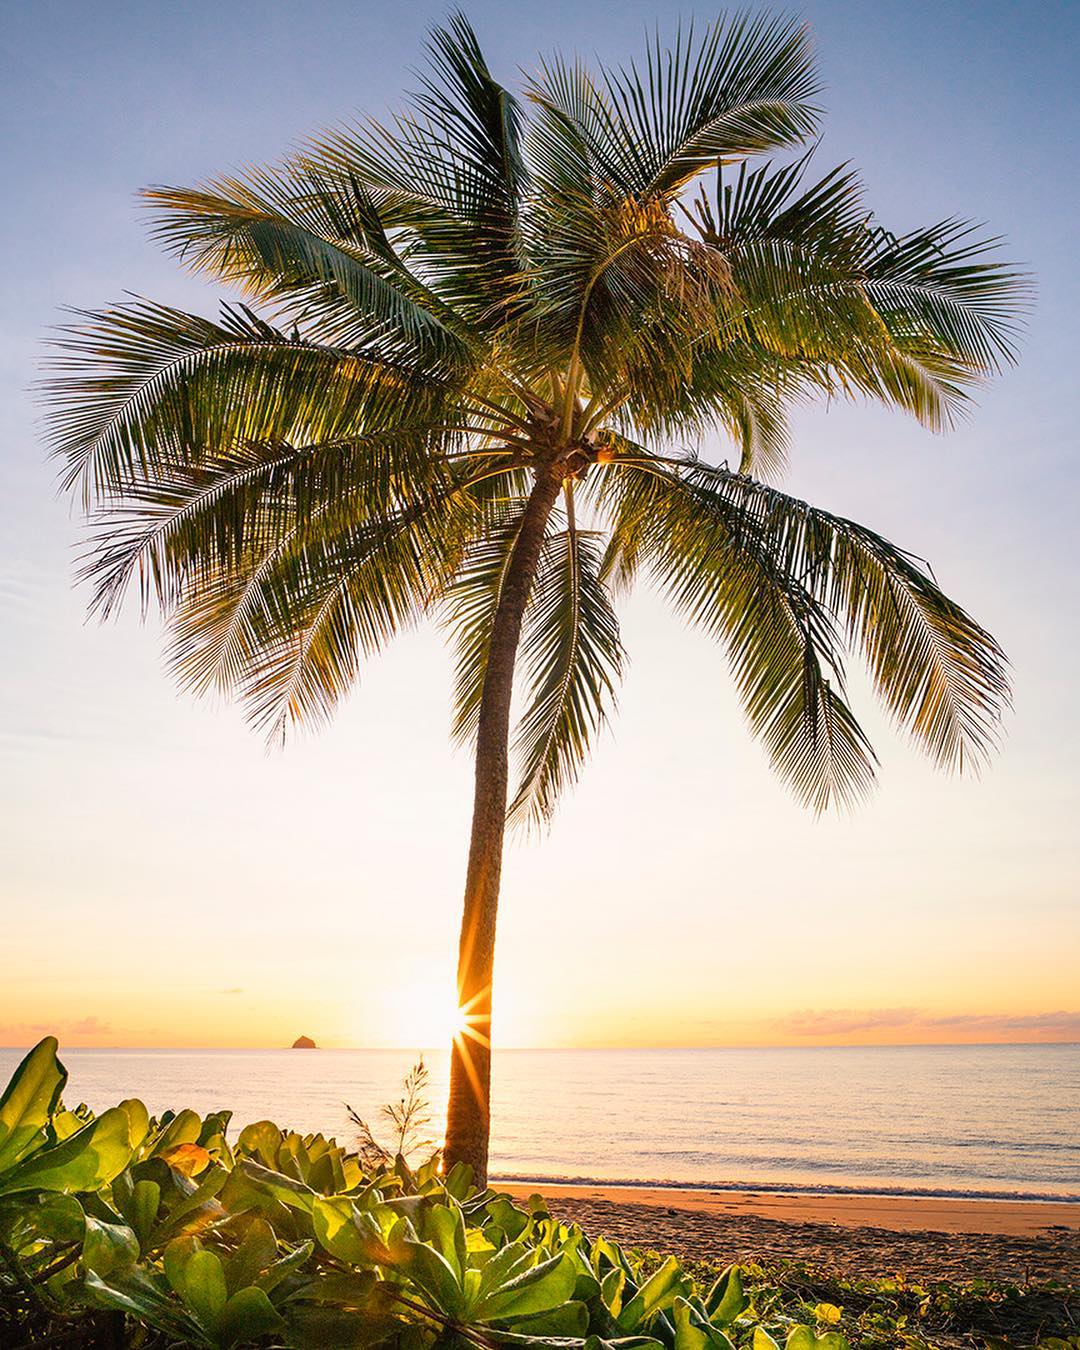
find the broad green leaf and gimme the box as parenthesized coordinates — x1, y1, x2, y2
(83, 1214, 140, 1276)
(602, 1266, 626, 1315)
(86, 1267, 198, 1340)
(477, 1234, 538, 1298)
(236, 1120, 282, 1169)
(705, 1266, 748, 1325)
(619, 1256, 683, 1330)
(785, 1330, 849, 1350)
(313, 1195, 381, 1264)
(165, 1236, 200, 1297)
(592, 1235, 633, 1277)
(0, 1037, 67, 1174)
(674, 1297, 736, 1350)
(398, 1237, 465, 1316)
(674, 1298, 709, 1350)
(255, 1237, 313, 1293)
(0, 1103, 142, 1196)
(478, 1251, 578, 1322)
(225, 1216, 278, 1295)
(150, 1108, 202, 1156)
(506, 1299, 590, 1336)
(234, 1158, 316, 1213)
(217, 1285, 285, 1347)
(130, 1178, 162, 1250)
(754, 1330, 782, 1350)
(0, 1190, 85, 1254)
(198, 1110, 233, 1147)
(153, 1165, 229, 1245)
(50, 1106, 89, 1143)
(421, 1202, 467, 1279)
(443, 1161, 474, 1201)
(183, 1246, 229, 1329)
(485, 1194, 530, 1240)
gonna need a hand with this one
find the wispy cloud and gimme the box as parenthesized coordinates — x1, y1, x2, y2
(0, 1014, 113, 1043)
(773, 1007, 1080, 1041)
(772, 1008, 922, 1036)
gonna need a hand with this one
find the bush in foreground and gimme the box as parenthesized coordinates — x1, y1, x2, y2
(0, 1040, 1072, 1349)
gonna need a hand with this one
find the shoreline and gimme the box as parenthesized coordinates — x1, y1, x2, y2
(500, 1180, 1080, 1237)
(493, 1173, 1079, 1208)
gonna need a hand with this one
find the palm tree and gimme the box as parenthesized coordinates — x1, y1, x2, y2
(45, 13, 1024, 1184)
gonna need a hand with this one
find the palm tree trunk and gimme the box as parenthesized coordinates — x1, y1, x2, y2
(443, 465, 563, 1183)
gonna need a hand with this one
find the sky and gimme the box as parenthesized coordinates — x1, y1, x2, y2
(1, 0, 1077, 1052)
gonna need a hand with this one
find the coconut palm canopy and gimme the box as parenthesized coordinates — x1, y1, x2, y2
(44, 12, 1023, 1178)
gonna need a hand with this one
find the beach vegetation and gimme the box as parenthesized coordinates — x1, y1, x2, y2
(43, 12, 1026, 1179)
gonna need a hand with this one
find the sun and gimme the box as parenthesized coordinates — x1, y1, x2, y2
(393, 979, 469, 1049)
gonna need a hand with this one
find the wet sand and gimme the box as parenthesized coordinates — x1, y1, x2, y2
(501, 1183, 1080, 1284)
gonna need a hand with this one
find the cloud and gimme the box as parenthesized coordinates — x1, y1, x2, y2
(773, 1007, 1080, 1040)
(772, 1008, 922, 1035)
(0, 1014, 112, 1043)
(218, 987, 244, 996)
(925, 1010, 1080, 1035)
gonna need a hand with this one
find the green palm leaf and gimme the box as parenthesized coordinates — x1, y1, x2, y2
(44, 300, 448, 504)
(528, 14, 820, 199)
(508, 494, 625, 827)
(599, 457, 877, 811)
(173, 470, 489, 739)
(143, 169, 475, 362)
(445, 496, 534, 749)
(605, 457, 1008, 783)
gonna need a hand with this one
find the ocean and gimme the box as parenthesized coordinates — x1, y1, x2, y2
(2, 1043, 1076, 1202)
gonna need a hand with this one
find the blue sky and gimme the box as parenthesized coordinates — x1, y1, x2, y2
(1, 0, 1077, 1049)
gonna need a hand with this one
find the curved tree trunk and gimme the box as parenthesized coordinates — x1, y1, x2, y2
(443, 465, 563, 1183)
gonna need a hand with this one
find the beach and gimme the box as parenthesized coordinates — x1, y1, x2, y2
(504, 1183, 1080, 1284)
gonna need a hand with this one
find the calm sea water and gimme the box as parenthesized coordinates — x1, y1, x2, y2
(2, 1045, 1076, 1202)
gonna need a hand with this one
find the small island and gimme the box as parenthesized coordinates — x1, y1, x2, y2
(291, 1035, 317, 1050)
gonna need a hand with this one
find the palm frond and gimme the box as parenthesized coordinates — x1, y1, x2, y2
(508, 490, 624, 827)
(861, 218, 1029, 377)
(444, 497, 533, 748)
(598, 457, 877, 811)
(43, 300, 448, 505)
(301, 14, 530, 332)
(681, 160, 1028, 433)
(78, 427, 455, 619)
(46, 13, 1019, 822)
(528, 14, 819, 200)
(170, 468, 491, 739)
(606, 457, 1010, 779)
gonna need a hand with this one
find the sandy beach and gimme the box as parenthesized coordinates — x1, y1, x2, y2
(502, 1183, 1080, 1284)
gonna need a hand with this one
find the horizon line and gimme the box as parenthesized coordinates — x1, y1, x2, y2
(4, 1039, 1078, 1053)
